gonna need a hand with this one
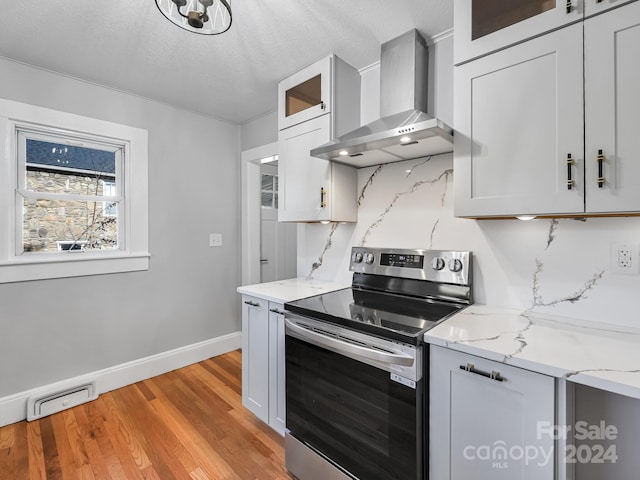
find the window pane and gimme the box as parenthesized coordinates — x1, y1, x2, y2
(23, 198, 118, 253)
(102, 181, 117, 216)
(26, 139, 116, 195)
(261, 173, 273, 190)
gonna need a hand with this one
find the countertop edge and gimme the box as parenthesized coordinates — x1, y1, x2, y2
(426, 306, 640, 401)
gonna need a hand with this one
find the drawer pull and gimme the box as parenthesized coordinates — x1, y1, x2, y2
(269, 308, 285, 315)
(596, 149, 605, 188)
(244, 300, 260, 307)
(460, 363, 504, 382)
(566, 153, 575, 190)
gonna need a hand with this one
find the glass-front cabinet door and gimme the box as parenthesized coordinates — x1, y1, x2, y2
(454, 0, 582, 65)
(278, 56, 331, 131)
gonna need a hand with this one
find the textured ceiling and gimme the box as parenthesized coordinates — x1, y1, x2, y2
(0, 0, 452, 125)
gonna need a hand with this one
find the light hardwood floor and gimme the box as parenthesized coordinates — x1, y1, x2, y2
(0, 350, 291, 480)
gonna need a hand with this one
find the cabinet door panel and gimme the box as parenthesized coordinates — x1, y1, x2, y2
(585, 2, 640, 212)
(454, 24, 584, 217)
(268, 305, 286, 435)
(454, 0, 581, 65)
(430, 346, 555, 480)
(241, 296, 269, 423)
(278, 114, 332, 222)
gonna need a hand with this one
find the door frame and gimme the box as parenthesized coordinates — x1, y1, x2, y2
(240, 142, 278, 286)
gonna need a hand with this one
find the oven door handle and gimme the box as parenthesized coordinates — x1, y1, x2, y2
(285, 318, 414, 368)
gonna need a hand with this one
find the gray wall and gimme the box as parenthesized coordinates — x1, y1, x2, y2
(241, 110, 278, 151)
(0, 57, 241, 397)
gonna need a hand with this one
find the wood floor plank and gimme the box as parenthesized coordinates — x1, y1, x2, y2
(0, 350, 291, 480)
(99, 394, 152, 477)
(110, 386, 190, 480)
(49, 411, 78, 480)
(90, 396, 147, 480)
(26, 420, 47, 480)
(72, 406, 113, 480)
(147, 396, 236, 479)
(0, 424, 14, 449)
(40, 416, 63, 480)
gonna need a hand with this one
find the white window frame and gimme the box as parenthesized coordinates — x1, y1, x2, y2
(0, 99, 149, 283)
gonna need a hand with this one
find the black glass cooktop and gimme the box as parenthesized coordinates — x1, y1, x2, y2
(284, 287, 464, 345)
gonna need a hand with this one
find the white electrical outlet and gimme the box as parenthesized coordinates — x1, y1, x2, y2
(209, 233, 222, 247)
(610, 243, 639, 274)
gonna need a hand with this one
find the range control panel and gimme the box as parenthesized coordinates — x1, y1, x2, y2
(350, 247, 472, 286)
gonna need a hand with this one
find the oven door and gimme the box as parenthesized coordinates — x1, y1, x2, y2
(285, 314, 423, 480)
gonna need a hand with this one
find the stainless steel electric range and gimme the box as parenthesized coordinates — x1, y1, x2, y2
(283, 247, 473, 480)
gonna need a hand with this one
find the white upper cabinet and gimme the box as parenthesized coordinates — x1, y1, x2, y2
(584, 1, 640, 212)
(454, 0, 582, 65)
(454, 24, 584, 217)
(278, 114, 357, 222)
(454, 1, 640, 217)
(277, 55, 360, 223)
(278, 56, 332, 131)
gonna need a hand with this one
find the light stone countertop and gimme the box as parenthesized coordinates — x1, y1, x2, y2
(237, 277, 350, 304)
(425, 305, 640, 400)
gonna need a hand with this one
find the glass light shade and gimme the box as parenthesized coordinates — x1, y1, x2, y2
(155, 0, 232, 35)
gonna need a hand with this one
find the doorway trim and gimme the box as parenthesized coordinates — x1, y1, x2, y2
(240, 142, 278, 286)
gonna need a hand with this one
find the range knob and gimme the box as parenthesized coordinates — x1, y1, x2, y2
(365, 253, 375, 264)
(448, 258, 463, 273)
(431, 257, 445, 271)
(353, 252, 363, 263)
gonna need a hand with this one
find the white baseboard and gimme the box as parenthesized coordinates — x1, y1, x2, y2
(0, 331, 241, 428)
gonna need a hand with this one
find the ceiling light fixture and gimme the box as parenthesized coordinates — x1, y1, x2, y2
(155, 0, 232, 35)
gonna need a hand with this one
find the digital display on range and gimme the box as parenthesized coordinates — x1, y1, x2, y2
(380, 253, 424, 269)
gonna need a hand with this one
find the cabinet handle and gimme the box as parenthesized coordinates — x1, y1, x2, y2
(320, 101, 326, 110)
(320, 187, 327, 208)
(566, 153, 575, 190)
(596, 149, 605, 188)
(244, 300, 260, 307)
(460, 363, 504, 382)
(566, 0, 573, 13)
(269, 308, 285, 315)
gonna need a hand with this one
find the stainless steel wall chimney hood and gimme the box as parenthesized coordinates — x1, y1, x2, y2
(310, 29, 453, 168)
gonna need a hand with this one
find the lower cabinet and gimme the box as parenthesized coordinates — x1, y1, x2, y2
(429, 346, 555, 480)
(267, 305, 286, 435)
(241, 295, 286, 435)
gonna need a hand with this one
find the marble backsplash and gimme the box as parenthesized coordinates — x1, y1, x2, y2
(298, 153, 640, 329)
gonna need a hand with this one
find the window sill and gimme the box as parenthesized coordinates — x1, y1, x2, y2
(0, 253, 150, 283)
